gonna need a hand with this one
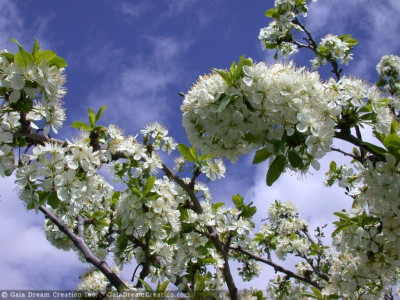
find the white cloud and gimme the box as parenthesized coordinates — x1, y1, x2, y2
(116, 2, 153, 18)
(0, 176, 85, 289)
(0, 1, 24, 49)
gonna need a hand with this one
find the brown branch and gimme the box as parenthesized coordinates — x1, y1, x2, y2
(229, 245, 323, 290)
(39, 205, 127, 291)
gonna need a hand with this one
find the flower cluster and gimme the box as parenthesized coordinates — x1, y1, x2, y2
(311, 34, 354, 70)
(260, 201, 310, 260)
(182, 60, 338, 169)
(258, 0, 317, 57)
(0, 46, 67, 136)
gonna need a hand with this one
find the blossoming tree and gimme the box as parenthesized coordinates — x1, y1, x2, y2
(1, 0, 400, 299)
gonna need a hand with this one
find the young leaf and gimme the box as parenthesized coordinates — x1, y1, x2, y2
(48, 55, 68, 69)
(95, 105, 107, 122)
(143, 176, 156, 197)
(137, 278, 153, 293)
(253, 147, 272, 164)
(14, 48, 33, 68)
(232, 194, 244, 209)
(31, 39, 40, 56)
(177, 144, 196, 162)
(35, 50, 57, 64)
(266, 155, 286, 186)
(383, 133, 400, 158)
(214, 69, 232, 86)
(70, 121, 92, 131)
(88, 108, 96, 127)
(156, 280, 170, 293)
(189, 147, 199, 161)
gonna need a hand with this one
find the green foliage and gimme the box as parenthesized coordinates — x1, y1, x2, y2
(213, 55, 252, 88)
(70, 105, 107, 132)
(11, 38, 67, 69)
(232, 194, 257, 218)
(266, 155, 286, 186)
(252, 147, 272, 164)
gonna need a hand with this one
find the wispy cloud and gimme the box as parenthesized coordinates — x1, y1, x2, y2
(116, 2, 153, 18)
(0, 176, 84, 289)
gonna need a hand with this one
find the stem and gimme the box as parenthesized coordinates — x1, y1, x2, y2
(331, 147, 363, 163)
(229, 246, 323, 290)
(39, 205, 126, 291)
(334, 131, 385, 161)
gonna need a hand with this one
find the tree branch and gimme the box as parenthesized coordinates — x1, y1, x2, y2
(39, 205, 127, 291)
(229, 245, 323, 290)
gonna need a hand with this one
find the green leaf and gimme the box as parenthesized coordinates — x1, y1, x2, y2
(360, 142, 388, 156)
(242, 206, 257, 218)
(70, 121, 92, 131)
(189, 147, 199, 161)
(253, 147, 272, 164)
(199, 153, 213, 161)
(143, 176, 156, 197)
(229, 61, 236, 77)
(373, 130, 385, 144)
(88, 108, 96, 127)
(177, 144, 196, 162)
(329, 161, 337, 172)
(288, 150, 303, 169)
(37, 191, 50, 206)
(236, 55, 252, 78)
(212, 202, 225, 211)
(265, 8, 278, 18)
(14, 48, 34, 68)
(156, 280, 170, 293)
(137, 278, 153, 293)
(391, 120, 399, 134)
(232, 194, 244, 209)
(214, 69, 232, 86)
(35, 50, 56, 64)
(48, 55, 67, 69)
(266, 155, 286, 186)
(11, 38, 24, 49)
(1, 52, 14, 62)
(202, 258, 217, 264)
(95, 105, 107, 122)
(47, 192, 60, 209)
(271, 139, 286, 155)
(383, 133, 400, 158)
(216, 94, 231, 113)
(31, 39, 40, 56)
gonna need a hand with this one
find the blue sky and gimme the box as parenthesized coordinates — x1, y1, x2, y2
(0, 0, 399, 291)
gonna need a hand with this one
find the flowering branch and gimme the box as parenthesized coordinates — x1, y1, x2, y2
(161, 163, 239, 300)
(39, 205, 126, 291)
(229, 245, 323, 290)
